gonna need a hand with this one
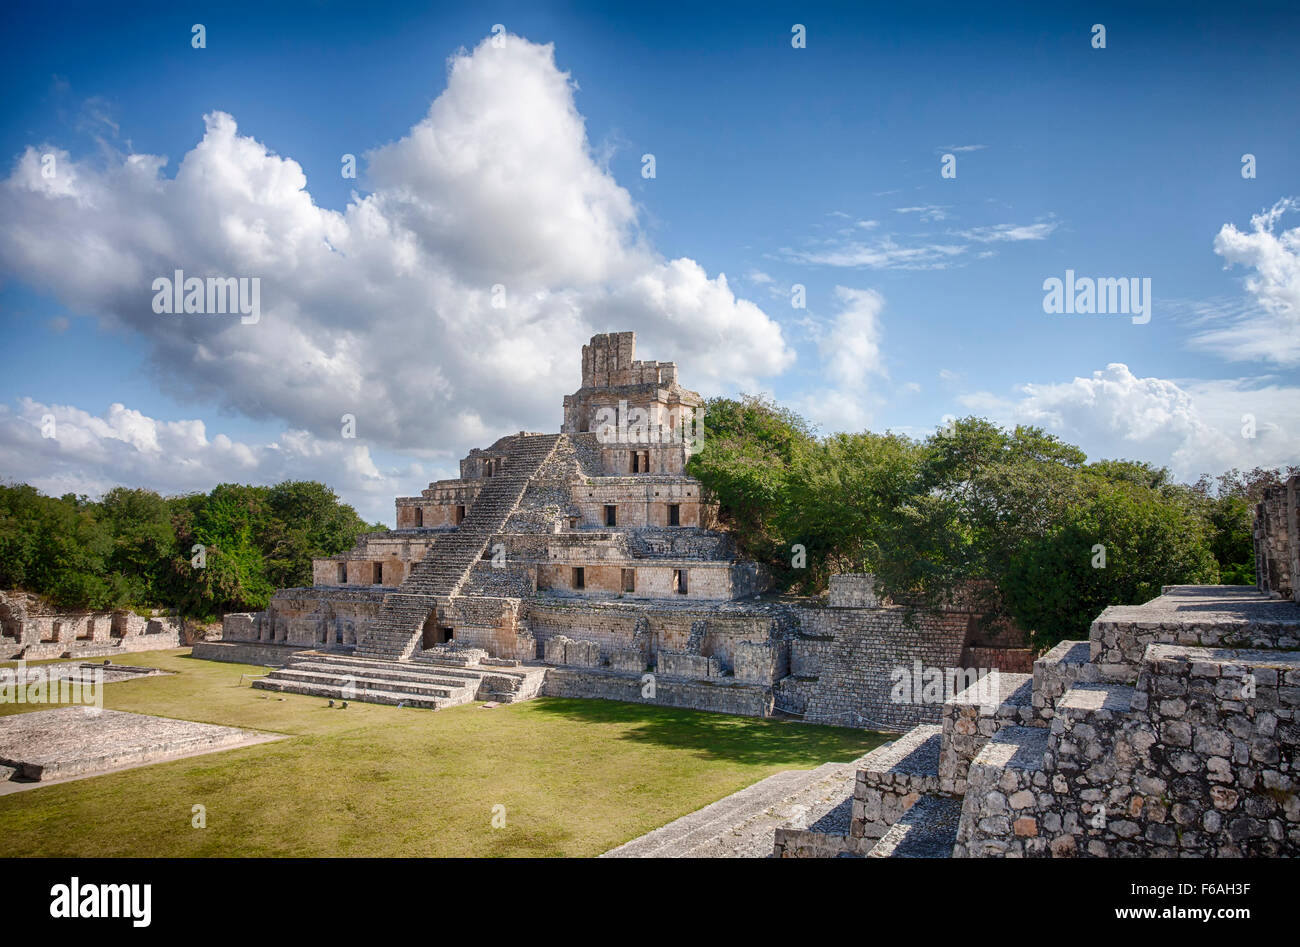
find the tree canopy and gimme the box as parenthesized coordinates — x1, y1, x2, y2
(688, 396, 1289, 650)
(0, 480, 379, 619)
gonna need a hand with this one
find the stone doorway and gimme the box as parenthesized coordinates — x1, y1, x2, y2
(421, 613, 454, 649)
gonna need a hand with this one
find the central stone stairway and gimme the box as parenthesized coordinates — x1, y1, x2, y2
(356, 433, 563, 660)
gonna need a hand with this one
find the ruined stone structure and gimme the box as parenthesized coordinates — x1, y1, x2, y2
(0, 591, 182, 661)
(767, 585, 1300, 858)
(1255, 473, 1299, 602)
(206, 333, 1020, 723)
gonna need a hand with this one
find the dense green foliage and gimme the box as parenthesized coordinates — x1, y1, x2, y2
(0, 481, 378, 618)
(689, 395, 1291, 650)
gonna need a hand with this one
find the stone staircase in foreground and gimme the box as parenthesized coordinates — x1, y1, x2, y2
(251, 650, 546, 709)
(771, 585, 1300, 857)
(356, 433, 562, 660)
(602, 752, 874, 858)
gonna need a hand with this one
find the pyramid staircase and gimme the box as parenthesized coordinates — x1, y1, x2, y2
(355, 433, 563, 661)
(771, 585, 1300, 857)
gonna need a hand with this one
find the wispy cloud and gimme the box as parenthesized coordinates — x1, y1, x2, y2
(951, 221, 1057, 243)
(782, 238, 967, 270)
(894, 204, 950, 223)
(782, 216, 1057, 270)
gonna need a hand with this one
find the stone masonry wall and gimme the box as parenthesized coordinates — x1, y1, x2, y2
(797, 605, 970, 730)
(541, 666, 772, 717)
(957, 644, 1299, 857)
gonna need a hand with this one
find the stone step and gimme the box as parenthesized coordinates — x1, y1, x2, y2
(251, 677, 465, 711)
(1087, 586, 1300, 682)
(770, 767, 874, 858)
(602, 769, 814, 858)
(939, 672, 1036, 793)
(853, 724, 943, 840)
(1046, 682, 1138, 785)
(680, 761, 864, 859)
(290, 659, 470, 687)
(953, 725, 1050, 858)
(287, 653, 488, 685)
(358, 433, 562, 659)
(263, 668, 470, 700)
(1055, 681, 1135, 719)
(602, 757, 875, 859)
(866, 795, 963, 858)
(1032, 640, 1093, 720)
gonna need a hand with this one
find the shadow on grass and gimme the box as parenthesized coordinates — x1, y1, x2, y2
(524, 697, 887, 767)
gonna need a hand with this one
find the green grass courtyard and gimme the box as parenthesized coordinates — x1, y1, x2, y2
(0, 650, 883, 857)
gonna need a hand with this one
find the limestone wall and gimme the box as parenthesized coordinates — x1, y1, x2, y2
(828, 574, 879, 608)
(521, 601, 780, 672)
(956, 644, 1300, 857)
(572, 479, 704, 528)
(541, 666, 772, 717)
(795, 605, 970, 730)
(535, 560, 763, 602)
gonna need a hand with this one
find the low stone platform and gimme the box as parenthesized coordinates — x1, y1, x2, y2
(0, 708, 277, 787)
(1, 661, 170, 686)
(190, 640, 312, 666)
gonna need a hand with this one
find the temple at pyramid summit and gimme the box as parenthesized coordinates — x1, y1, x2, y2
(202, 331, 1026, 725)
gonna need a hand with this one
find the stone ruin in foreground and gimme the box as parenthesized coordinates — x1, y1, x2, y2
(767, 476, 1299, 857)
(198, 331, 1299, 857)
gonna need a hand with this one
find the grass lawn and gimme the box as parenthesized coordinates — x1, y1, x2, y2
(0, 650, 885, 856)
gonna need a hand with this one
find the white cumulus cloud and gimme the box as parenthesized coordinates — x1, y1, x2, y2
(958, 363, 1298, 481)
(0, 398, 415, 524)
(1191, 198, 1300, 367)
(0, 33, 793, 456)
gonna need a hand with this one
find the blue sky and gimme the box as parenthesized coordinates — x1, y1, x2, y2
(1, 1, 1297, 523)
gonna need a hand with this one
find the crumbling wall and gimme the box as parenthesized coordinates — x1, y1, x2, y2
(0, 591, 181, 660)
(1255, 474, 1299, 601)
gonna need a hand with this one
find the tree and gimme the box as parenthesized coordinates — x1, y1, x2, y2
(1003, 480, 1220, 648)
(687, 394, 817, 570)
